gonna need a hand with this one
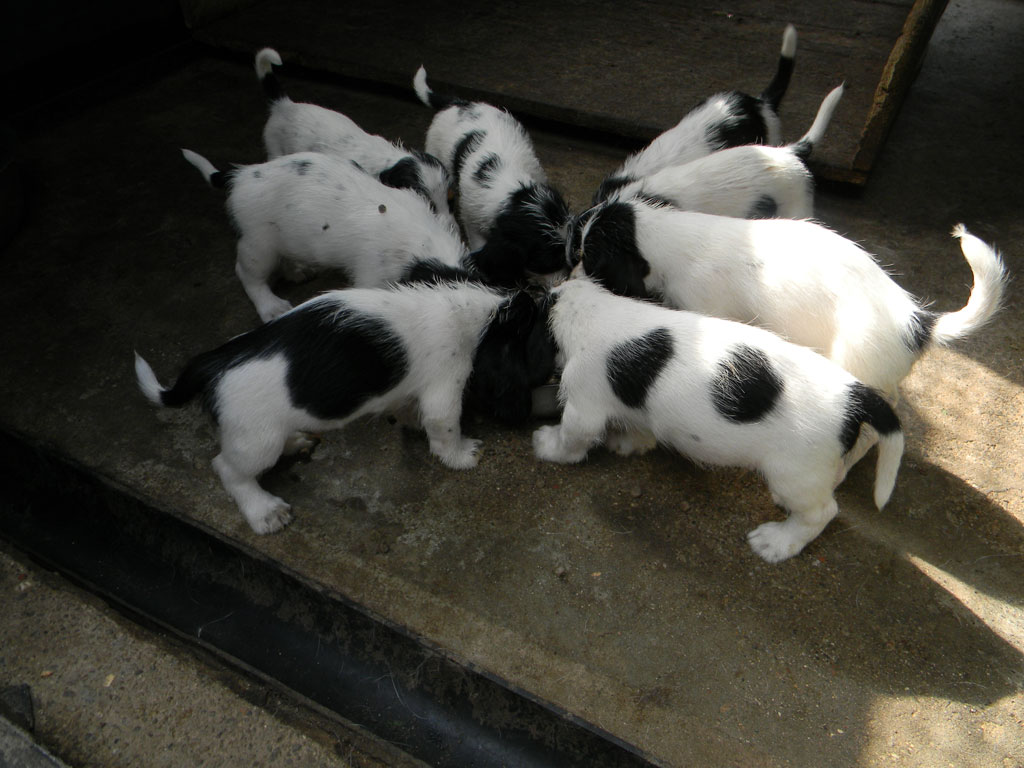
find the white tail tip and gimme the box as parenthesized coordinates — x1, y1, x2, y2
(181, 148, 219, 186)
(781, 24, 797, 58)
(413, 65, 432, 106)
(255, 47, 282, 79)
(134, 352, 165, 406)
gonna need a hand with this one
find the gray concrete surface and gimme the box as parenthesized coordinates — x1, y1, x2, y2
(1, 0, 1022, 765)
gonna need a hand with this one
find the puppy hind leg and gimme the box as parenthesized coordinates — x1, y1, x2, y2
(747, 496, 839, 563)
(236, 235, 293, 322)
(212, 427, 294, 534)
(533, 402, 605, 464)
(419, 388, 480, 469)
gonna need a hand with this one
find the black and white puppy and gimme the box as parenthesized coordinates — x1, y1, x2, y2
(534, 278, 904, 563)
(571, 199, 1006, 400)
(135, 281, 555, 534)
(256, 48, 457, 231)
(182, 148, 472, 322)
(593, 24, 798, 204)
(413, 66, 571, 287)
(601, 83, 844, 220)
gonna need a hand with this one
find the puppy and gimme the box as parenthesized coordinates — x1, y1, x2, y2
(255, 48, 456, 230)
(533, 278, 904, 563)
(594, 24, 798, 203)
(135, 281, 554, 534)
(602, 83, 844, 220)
(413, 66, 571, 287)
(182, 148, 472, 322)
(571, 199, 1006, 399)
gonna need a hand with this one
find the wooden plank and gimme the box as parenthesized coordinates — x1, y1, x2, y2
(192, 0, 948, 184)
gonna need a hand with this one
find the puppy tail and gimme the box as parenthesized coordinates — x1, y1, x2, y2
(760, 23, 797, 112)
(134, 351, 216, 409)
(181, 148, 229, 190)
(927, 225, 1008, 346)
(845, 384, 904, 509)
(413, 66, 455, 110)
(254, 47, 286, 103)
(792, 83, 844, 161)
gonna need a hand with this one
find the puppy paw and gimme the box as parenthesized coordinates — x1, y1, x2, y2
(244, 496, 293, 535)
(747, 521, 804, 563)
(532, 425, 587, 463)
(439, 437, 481, 470)
(606, 430, 657, 457)
(257, 297, 294, 323)
(283, 432, 320, 457)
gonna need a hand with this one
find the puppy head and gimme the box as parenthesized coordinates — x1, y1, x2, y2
(470, 184, 571, 287)
(467, 290, 556, 425)
(576, 200, 650, 298)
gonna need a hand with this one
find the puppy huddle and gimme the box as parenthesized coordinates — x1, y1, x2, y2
(137, 29, 1007, 562)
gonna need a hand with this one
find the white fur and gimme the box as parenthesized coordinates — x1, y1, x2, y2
(256, 48, 456, 230)
(534, 278, 904, 562)
(414, 66, 549, 250)
(609, 24, 797, 182)
(611, 84, 844, 220)
(579, 204, 1007, 398)
(136, 282, 508, 533)
(182, 149, 469, 322)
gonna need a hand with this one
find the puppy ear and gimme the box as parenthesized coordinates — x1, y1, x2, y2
(468, 235, 529, 287)
(578, 202, 649, 298)
(583, 246, 649, 298)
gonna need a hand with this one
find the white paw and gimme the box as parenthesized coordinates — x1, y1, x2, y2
(532, 425, 588, 463)
(439, 437, 481, 470)
(244, 496, 293, 534)
(606, 431, 657, 457)
(283, 432, 319, 456)
(257, 297, 294, 323)
(747, 521, 805, 563)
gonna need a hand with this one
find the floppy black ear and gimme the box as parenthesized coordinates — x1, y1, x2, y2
(579, 202, 650, 298)
(468, 235, 529, 287)
(465, 291, 544, 426)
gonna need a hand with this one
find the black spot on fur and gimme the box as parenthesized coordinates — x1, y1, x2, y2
(452, 130, 485, 190)
(905, 310, 937, 352)
(606, 328, 674, 408)
(378, 204, 387, 214)
(704, 93, 769, 151)
(400, 259, 480, 286)
(579, 201, 650, 298)
(473, 153, 501, 188)
(792, 138, 814, 162)
(749, 195, 778, 219)
(253, 170, 262, 179)
(840, 383, 901, 454)
(592, 174, 635, 205)
(711, 345, 783, 423)
(154, 301, 408, 423)
(466, 292, 556, 425)
(322, 223, 330, 231)
(291, 159, 313, 176)
(378, 157, 428, 203)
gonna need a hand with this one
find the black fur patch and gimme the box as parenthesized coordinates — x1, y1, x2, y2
(704, 93, 769, 150)
(840, 382, 901, 453)
(711, 345, 783, 422)
(473, 153, 501, 188)
(452, 130, 485, 188)
(378, 157, 432, 209)
(158, 301, 408, 423)
(592, 174, 635, 205)
(749, 195, 778, 219)
(291, 159, 313, 176)
(905, 310, 937, 352)
(792, 138, 813, 162)
(606, 328, 674, 409)
(400, 259, 480, 286)
(471, 183, 570, 286)
(466, 292, 556, 425)
(580, 201, 650, 298)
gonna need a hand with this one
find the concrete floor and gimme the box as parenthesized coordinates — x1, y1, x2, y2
(1, 0, 1022, 766)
